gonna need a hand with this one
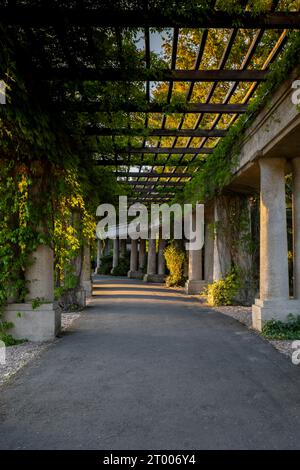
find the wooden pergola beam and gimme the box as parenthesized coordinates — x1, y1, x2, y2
(94, 160, 201, 167)
(59, 102, 248, 113)
(129, 191, 176, 196)
(126, 181, 184, 186)
(86, 127, 227, 137)
(128, 198, 174, 202)
(116, 172, 193, 178)
(34, 68, 269, 82)
(115, 147, 213, 155)
(1, 8, 299, 29)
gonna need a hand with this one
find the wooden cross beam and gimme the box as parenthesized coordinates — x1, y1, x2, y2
(86, 127, 227, 138)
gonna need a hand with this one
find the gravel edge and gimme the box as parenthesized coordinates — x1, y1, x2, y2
(0, 312, 82, 387)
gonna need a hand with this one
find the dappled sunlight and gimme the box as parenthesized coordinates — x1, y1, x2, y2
(93, 289, 179, 296)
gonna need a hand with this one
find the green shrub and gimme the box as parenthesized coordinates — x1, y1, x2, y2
(164, 244, 186, 287)
(98, 253, 113, 275)
(54, 271, 82, 301)
(111, 257, 130, 276)
(0, 319, 25, 346)
(261, 314, 300, 340)
(206, 269, 240, 306)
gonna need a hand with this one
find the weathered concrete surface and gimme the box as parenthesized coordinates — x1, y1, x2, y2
(128, 239, 138, 275)
(25, 244, 54, 301)
(145, 238, 156, 277)
(1, 276, 300, 450)
(229, 67, 300, 192)
(292, 157, 300, 299)
(5, 303, 60, 342)
(80, 244, 92, 297)
(252, 158, 290, 329)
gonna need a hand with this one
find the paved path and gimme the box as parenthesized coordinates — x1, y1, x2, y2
(1, 276, 300, 449)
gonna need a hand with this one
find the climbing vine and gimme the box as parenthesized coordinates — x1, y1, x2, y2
(181, 30, 300, 205)
(0, 3, 300, 340)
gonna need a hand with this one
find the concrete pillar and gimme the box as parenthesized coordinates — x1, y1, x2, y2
(25, 244, 54, 301)
(292, 157, 300, 299)
(120, 239, 127, 258)
(95, 239, 103, 274)
(185, 211, 206, 294)
(111, 238, 119, 271)
(4, 170, 60, 342)
(204, 207, 214, 283)
(143, 238, 158, 282)
(81, 243, 92, 297)
(128, 239, 140, 278)
(104, 239, 111, 255)
(213, 197, 231, 281)
(252, 158, 291, 330)
(158, 238, 166, 276)
(139, 238, 146, 271)
(6, 242, 60, 342)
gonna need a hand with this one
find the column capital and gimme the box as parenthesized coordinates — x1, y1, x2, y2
(258, 156, 286, 171)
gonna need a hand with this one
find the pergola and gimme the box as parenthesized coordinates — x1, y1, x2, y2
(3, 0, 300, 204)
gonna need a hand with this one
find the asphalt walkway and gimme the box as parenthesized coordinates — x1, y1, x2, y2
(0, 276, 300, 449)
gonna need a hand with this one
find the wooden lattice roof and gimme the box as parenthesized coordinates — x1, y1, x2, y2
(2, 0, 300, 203)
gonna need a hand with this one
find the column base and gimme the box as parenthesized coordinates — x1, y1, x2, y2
(127, 271, 144, 279)
(81, 280, 92, 297)
(5, 302, 61, 342)
(143, 274, 165, 283)
(185, 280, 207, 295)
(58, 286, 86, 310)
(252, 298, 300, 331)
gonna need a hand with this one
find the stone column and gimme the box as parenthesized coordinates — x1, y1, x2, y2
(25, 245, 54, 301)
(143, 238, 157, 282)
(157, 237, 166, 280)
(104, 239, 111, 255)
(213, 197, 231, 281)
(185, 212, 206, 294)
(252, 158, 290, 330)
(139, 238, 146, 272)
(111, 238, 119, 272)
(119, 239, 127, 258)
(128, 239, 139, 278)
(204, 206, 214, 283)
(81, 243, 92, 297)
(5, 167, 60, 342)
(95, 239, 103, 274)
(292, 157, 300, 299)
(5, 242, 60, 342)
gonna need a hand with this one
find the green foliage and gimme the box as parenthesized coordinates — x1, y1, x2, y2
(0, 28, 124, 337)
(0, 333, 25, 347)
(0, 320, 25, 346)
(98, 254, 113, 275)
(31, 298, 44, 310)
(181, 31, 300, 206)
(262, 314, 300, 340)
(54, 271, 78, 300)
(0, 5, 299, 341)
(164, 244, 186, 287)
(111, 256, 130, 276)
(206, 269, 241, 306)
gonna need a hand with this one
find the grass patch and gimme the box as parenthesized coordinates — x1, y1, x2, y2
(261, 315, 300, 340)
